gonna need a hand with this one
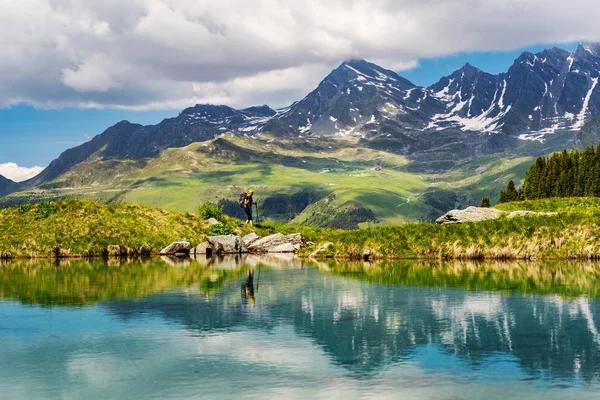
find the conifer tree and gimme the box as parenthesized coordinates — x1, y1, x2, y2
(507, 146, 600, 201)
(499, 180, 519, 203)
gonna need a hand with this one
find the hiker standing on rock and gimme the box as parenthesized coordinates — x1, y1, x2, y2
(241, 189, 255, 226)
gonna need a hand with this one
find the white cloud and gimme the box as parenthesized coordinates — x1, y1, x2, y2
(0, 0, 599, 110)
(62, 54, 121, 92)
(0, 163, 44, 182)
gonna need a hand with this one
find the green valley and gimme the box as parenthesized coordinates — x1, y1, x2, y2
(0, 135, 539, 226)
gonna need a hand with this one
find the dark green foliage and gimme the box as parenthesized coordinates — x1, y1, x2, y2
(198, 203, 224, 222)
(501, 146, 600, 203)
(302, 207, 377, 230)
(34, 201, 58, 220)
(260, 190, 323, 221)
(421, 190, 462, 221)
(499, 180, 521, 203)
(480, 197, 491, 208)
(205, 224, 234, 236)
(18, 204, 33, 214)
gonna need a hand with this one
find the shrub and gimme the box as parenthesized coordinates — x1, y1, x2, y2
(18, 204, 33, 214)
(206, 224, 234, 236)
(198, 203, 224, 222)
(480, 197, 491, 208)
(34, 201, 57, 220)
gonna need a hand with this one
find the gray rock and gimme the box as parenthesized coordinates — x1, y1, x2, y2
(159, 241, 191, 255)
(287, 233, 304, 247)
(194, 242, 213, 255)
(207, 235, 246, 254)
(436, 206, 505, 225)
(242, 232, 260, 247)
(248, 233, 305, 253)
(269, 243, 297, 253)
(437, 207, 560, 225)
(206, 218, 222, 226)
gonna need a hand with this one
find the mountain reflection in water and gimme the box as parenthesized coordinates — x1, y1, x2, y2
(1, 256, 600, 399)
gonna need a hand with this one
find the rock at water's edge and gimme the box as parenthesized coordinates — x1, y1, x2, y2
(160, 241, 191, 255)
(206, 235, 247, 254)
(194, 242, 213, 256)
(269, 243, 297, 253)
(242, 232, 260, 247)
(248, 233, 304, 253)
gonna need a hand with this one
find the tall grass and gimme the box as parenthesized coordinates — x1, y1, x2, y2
(0, 199, 249, 258)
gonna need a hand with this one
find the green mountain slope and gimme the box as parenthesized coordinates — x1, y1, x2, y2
(0, 135, 541, 225)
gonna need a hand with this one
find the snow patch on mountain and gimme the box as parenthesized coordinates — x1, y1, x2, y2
(573, 77, 599, 130)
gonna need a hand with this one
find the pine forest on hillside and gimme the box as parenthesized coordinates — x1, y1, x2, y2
(500, 146, 600, 203)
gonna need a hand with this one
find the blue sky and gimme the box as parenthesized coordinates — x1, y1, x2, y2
(0, 42, 581, 170)
(0, 107, 178, 167)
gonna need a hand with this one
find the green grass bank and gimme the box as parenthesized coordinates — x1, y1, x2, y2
(2, 198, 600, 260)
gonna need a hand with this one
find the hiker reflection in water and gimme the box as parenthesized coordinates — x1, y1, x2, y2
(241, 268, 255, 307)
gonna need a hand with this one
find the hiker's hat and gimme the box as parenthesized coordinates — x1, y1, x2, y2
(248, 188, 254, 194)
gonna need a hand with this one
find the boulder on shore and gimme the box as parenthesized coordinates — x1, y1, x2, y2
(269, 243, 297, 253)
(194, 242, 213, 256)
(206, 235, 247, 254)
(248, 233, 304, 253)
(160, 241, 191, 255)
(436, 207, 505, 225)
(242, 232, 260, 247)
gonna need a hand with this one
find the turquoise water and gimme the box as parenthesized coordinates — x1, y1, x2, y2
(1, 257, 600, 399)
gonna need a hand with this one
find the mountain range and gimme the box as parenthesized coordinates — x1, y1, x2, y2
(3, 43, 600, 224)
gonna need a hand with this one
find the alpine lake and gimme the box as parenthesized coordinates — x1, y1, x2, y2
(1, 254, 600, 399)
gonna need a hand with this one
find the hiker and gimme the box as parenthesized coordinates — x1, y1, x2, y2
(241, 188, 255, 226)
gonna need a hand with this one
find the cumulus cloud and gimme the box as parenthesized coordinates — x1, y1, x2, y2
(0, 163, 44, 182)
(0, 0, 599, 110)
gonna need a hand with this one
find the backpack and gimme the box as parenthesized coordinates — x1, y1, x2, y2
(239, 192, 248, 208)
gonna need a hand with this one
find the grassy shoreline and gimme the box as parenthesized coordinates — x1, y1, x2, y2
(3, 198, 600, 261)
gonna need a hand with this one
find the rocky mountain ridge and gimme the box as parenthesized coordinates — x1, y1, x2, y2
(429, 44, 600, 139)
(7, 43, 600, 196)
(0, 174, 17, 197)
